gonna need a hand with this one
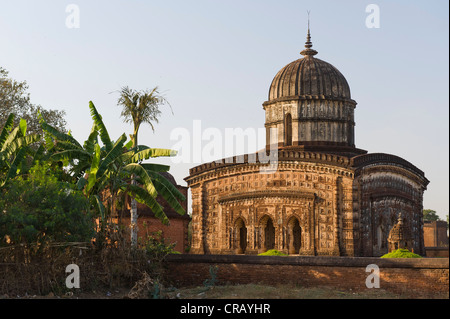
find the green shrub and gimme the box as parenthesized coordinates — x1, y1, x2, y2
(0, 162, 94, 248)
(381, 248, 422, 258)
(258, 249, 287, 256)
(140, 231, 177, 262)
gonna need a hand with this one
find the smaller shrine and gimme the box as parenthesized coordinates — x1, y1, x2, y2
(388, 214, 414, 252)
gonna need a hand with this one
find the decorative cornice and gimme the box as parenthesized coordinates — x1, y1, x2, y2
(185, 149, 355, 183)
(263, 95, 357, 108)
(218, 190, 316, 204)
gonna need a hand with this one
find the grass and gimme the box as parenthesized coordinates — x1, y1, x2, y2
(381, 249, 422, 258)
(257, 249, 288, 256)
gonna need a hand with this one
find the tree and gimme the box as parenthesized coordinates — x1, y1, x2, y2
(0, 67, 66, 136)
(116, 86, 172, 246)
(41, 101, 185, 245)
(423, 209, 441, 222)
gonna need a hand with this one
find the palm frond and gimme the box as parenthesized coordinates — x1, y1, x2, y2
(50, 149, 92, 163)
(19, 118, 27, 137)
(126, 184, 169, 225)
(0, 134, 40, 161)
(139, 163, 170, 172)
(41, 121, 83, 149)
(151, 178, 186, 216)
(122, 163, 157, 197)
(129, 148, 177, 163)
(146, 170, 186, 202)
(83, 124, 99, 154)
(89, 101, 112, 151)
(1, 147, 29, 187)
(86, 143, 101, 193)
(96, 133, 127, 177)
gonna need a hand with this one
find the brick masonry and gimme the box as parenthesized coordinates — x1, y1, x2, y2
(424, 220, 449, 247)
(165, 254, 449, 298)
(120, 216, 190, 253)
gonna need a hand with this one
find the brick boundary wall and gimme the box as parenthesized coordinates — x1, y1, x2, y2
(425, 247, 449, 258)
(165, 254, 449, 298)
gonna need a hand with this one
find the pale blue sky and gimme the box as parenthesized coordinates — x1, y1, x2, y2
(0, 0, 448, 218)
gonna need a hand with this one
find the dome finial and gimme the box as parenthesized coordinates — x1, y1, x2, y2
(301, 10, 318, 57)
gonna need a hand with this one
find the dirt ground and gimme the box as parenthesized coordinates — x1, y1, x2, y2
(2, 283, 447, 299)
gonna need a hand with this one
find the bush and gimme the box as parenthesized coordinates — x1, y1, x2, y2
(258, 249, 287, 256)
(0, 162, 95, 248)
(381, 249, 422, 258)
(140, 231, 177, 262)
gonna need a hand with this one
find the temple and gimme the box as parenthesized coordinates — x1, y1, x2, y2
(185, 26, 429, 257)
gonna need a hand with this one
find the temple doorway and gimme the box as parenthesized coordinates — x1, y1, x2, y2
(264, 218, 275, 251)
(288, 217, 302, 254)
(235, 218, 247, 254)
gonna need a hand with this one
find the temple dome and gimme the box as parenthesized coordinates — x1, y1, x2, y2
(268, 57, 351, 102)
(266, 29, 352, 104)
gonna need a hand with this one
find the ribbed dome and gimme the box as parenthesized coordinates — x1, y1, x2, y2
(268, 57, 351, 102)
(266, 28, 352, 104)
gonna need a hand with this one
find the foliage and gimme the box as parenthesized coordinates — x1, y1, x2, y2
(258, 249, 288, 256)
(0, 114, 41, 188)
(381, 249, 422, 258)
(140, 231, 177, 262)
(116, 85, 171, 139)
(0, 162, 94, 248)
(116, 85, 173, 246)
(423, 209, 441, 222)
(0, 67, 66, 136)
(40, 101, 185, 228)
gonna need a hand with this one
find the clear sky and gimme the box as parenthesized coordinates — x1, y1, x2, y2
(0, 0, 448, 219)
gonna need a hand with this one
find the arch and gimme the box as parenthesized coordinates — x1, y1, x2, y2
(259, 215, 275, 251)
(234, 217, 247, 254)
(284, 113, 293, 146)
(287, 217, 302, 254)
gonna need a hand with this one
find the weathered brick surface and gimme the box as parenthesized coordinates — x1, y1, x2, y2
(425, 247, 449, 258)
(119, 216, 190, 253)
(165, 255, 449, 298)
(424, 221, 449, 247)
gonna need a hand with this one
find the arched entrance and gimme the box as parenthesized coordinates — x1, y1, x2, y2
(264, 218, 275, 251)
(235, 218, 247, 254)
(288, 217, 301, 254)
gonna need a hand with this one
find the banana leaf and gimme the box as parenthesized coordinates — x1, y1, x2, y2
(122, 163, 158, 198)
(0, 113, 15, 150)
(41, 121, 82, 149)
(126, 184, 169, 225)
(89, 101, 112, 152)
(96, 133, 127, 177)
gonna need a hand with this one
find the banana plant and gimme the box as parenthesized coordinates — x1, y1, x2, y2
(41, 101, 185, 232)
(0, 113, 41, 188)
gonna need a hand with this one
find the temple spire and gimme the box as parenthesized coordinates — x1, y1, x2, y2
(300, 11, 318, 57)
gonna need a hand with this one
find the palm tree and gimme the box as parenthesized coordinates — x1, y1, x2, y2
(116, 86, 172, 247)
(41, 101, 185, 247)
